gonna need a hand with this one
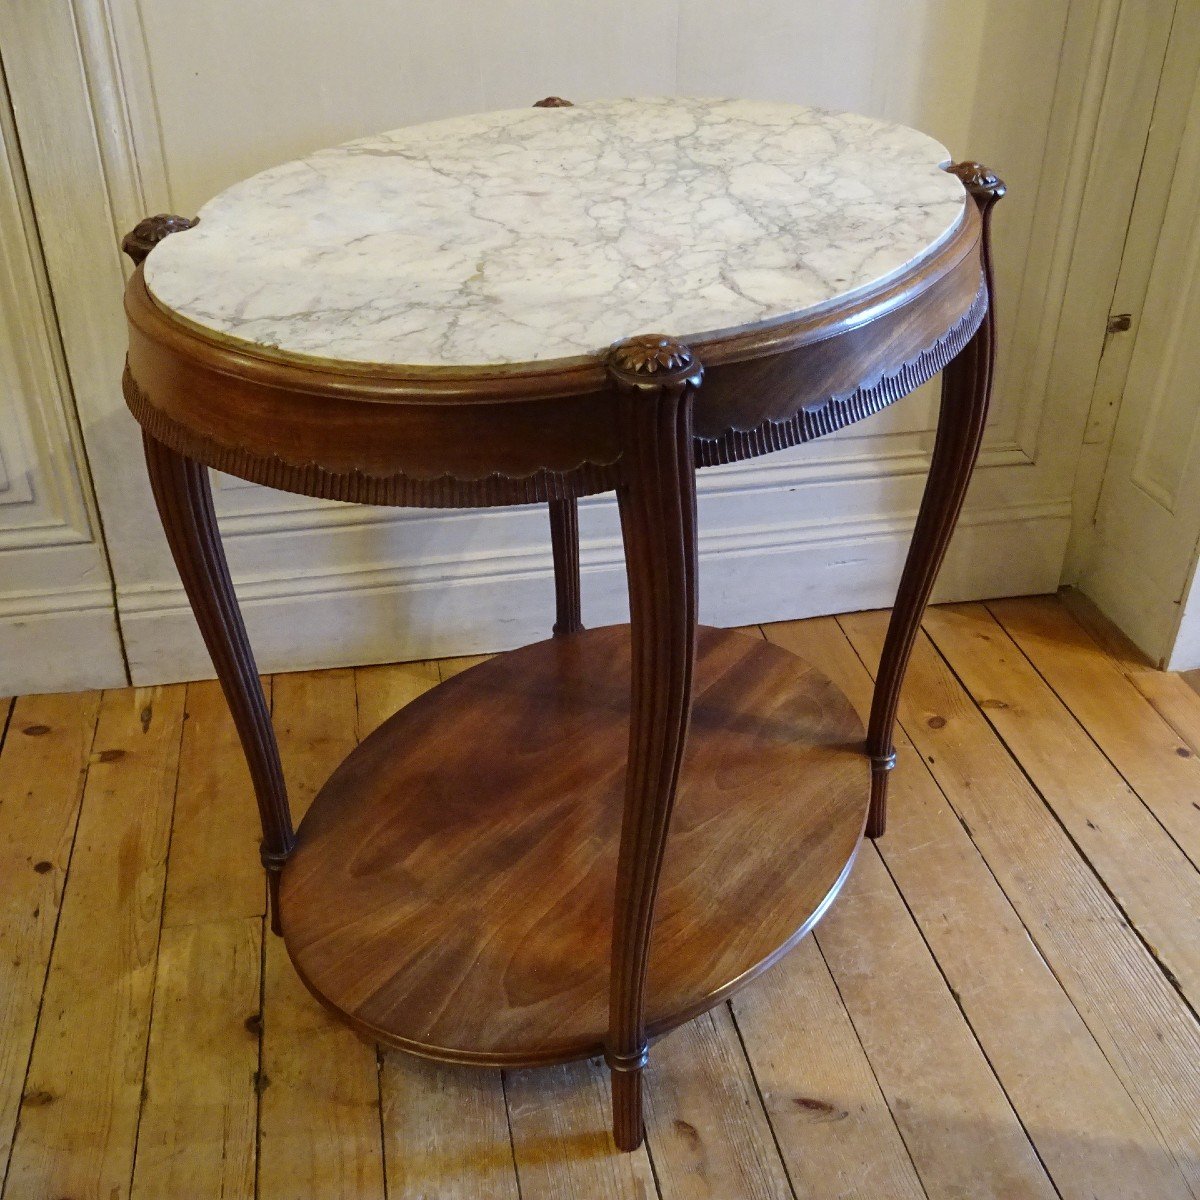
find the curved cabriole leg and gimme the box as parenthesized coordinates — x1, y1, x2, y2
(142, 433, 295, 931)
(605, 336, 704, 1151)
(548, 497, 583, 635)
(865, 162, 1006, 838)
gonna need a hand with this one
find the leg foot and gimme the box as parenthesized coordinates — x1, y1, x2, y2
(266, 870, 283, 936)
(262, 846, 290, 935)
(609, 1062, 645, 1152)
(867, 751, 895, 838)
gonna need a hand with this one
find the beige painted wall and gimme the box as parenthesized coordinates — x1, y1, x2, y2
(0, 64, 125, 692)
(0, 0, 1173, 687)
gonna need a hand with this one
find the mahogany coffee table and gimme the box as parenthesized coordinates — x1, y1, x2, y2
(120, 97, 1002, 1152)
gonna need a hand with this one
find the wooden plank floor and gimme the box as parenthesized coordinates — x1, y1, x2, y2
(2, 591, 1199, 1199)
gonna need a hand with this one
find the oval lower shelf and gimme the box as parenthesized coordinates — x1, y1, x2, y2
(279, 625, 868, 1067)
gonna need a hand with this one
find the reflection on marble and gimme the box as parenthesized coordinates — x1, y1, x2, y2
(145, 98, 965, 368)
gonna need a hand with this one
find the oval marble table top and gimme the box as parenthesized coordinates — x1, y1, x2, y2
(144, 97, 966, 370)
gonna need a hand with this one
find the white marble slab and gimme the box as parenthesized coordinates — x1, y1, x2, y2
(144, 97, 965, 368)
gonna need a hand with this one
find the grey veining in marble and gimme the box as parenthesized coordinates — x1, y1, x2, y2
(144, 97, 966, 368)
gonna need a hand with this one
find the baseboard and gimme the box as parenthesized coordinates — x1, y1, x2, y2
(0, 587, 127, 695)
(120, 498, 1072, 686)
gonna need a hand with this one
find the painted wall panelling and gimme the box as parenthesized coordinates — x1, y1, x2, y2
(0, 0, 1168, 686)
(0, 54, 125, 695)
(1074, 3, 1200, 668)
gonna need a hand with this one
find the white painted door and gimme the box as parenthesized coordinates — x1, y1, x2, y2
(0, 73, 125, 695)
(1076, 5, 1200, 668)
(0, 0, 1178, 688)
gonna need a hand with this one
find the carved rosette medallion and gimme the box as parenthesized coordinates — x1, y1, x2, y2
(122, 214, 199, 266)
(606, 335, 704, 393)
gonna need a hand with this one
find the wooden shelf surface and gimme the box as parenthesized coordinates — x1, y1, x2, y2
(279, 625, 868, 1066)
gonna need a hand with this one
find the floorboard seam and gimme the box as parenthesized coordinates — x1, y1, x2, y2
(866, 839, 1064, 1199)
(374, 1046, 390, 1200)
(0, 697, 15, 757)
(984, 599, 1200, 872)
(639, 1072, 666, 1200)
(903, 617, 1200, 1185)
(831, 613, 1199, 1193)
(253, 678, 277, 1200)
(252, 912, 266, 1200)
(350, 669, 393, 1197)
(934, 614, 1200, 1027)
(807, 927, 930, 1199)
(126, 684, 189, 1200)
(724, 999, 802, 1200)
(497, 1070, 526, 1200)
(0, 694, 102, 1200)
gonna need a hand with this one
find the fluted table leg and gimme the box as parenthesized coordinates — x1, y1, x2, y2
(865, 163, 1006, 837)
(548, 498, 583, 635)
(142, 432, 295, 931)
(605, 336, 704, 1151)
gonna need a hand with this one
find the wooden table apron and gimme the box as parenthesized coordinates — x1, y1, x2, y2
(121, 167, 1000, 1154)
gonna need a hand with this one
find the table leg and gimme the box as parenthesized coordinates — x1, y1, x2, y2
(605, 337, 704, 1151)
(142, 432, 295, 932)
(537, 65, 582, 646)
(548, 497, 583, 635)
(865, 163, 1005, 837)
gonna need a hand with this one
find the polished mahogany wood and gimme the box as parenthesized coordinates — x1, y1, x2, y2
(122, 157, 1002, 1155)
(141, 433, 294, 930)
(548, 498, 582, 635)
(122, 213, 198, 266)
(605, 336, 704, 1148)
(120, 197, 985, 507)
(864, 165, 1006, 837)
(278, 625, 867, 1063)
